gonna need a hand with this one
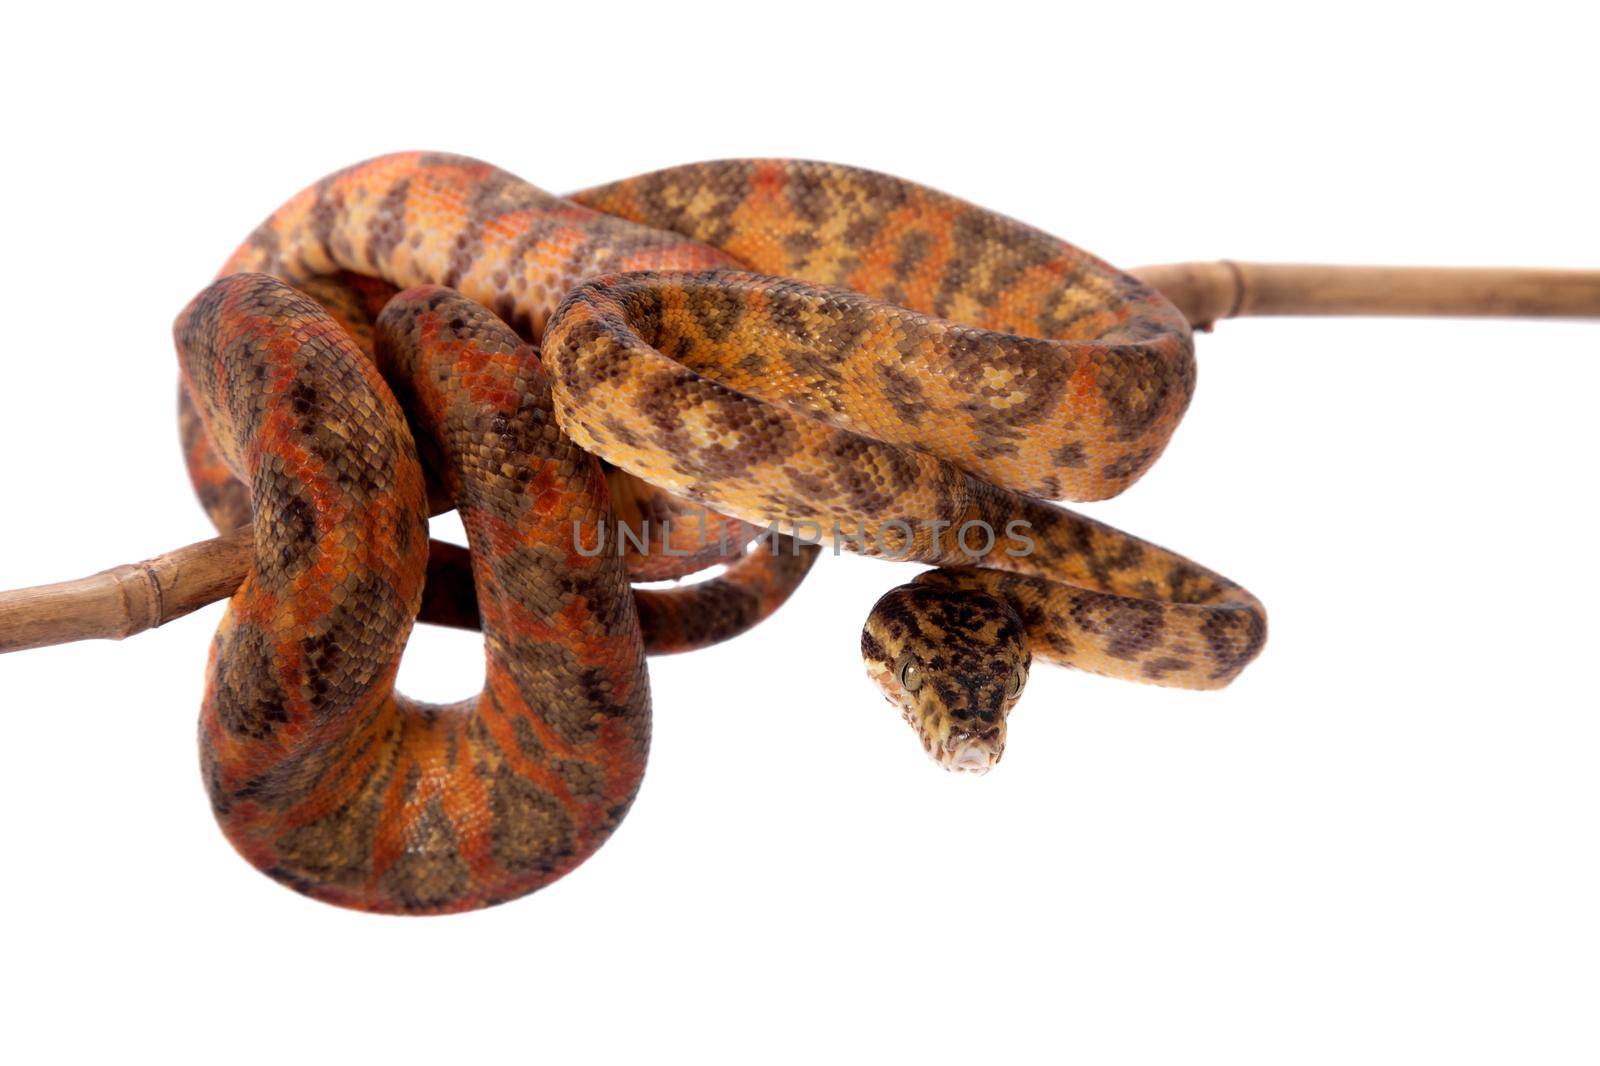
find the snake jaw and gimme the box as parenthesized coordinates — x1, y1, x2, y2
(938, 727, 1005, 775)
(950, 745, 996, 775)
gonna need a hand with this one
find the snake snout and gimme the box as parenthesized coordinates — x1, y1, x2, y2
(950, 746, 994, 774)
(941, 731, 1003, 775)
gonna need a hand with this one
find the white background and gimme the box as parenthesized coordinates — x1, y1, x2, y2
(1, 2, 1596, 1062)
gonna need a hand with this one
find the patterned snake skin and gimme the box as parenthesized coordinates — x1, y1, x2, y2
(174, 153, 1265, 911)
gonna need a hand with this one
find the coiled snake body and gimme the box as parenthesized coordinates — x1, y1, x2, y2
(174, 153, 1265, 912)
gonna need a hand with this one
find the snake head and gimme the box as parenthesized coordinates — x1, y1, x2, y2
(861, 581, 1031, 774)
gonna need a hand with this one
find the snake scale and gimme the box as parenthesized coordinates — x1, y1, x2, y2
(173, 153, 1265, 912)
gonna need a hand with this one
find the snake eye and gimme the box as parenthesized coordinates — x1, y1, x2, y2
(899, 658, 924, 692)
(1006, 666, 1025, 699)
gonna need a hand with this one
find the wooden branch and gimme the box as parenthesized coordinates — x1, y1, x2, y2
(0, 527, 252, 654)
(0, 490, 458, 653)
(3, 259, 1598, 655)
(1132, 262, 1600, 330)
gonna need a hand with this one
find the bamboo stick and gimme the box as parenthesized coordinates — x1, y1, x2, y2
(1131, 262, 1600, 329)
(3, 260, 1597, 655)
(0, 527, 252, 654)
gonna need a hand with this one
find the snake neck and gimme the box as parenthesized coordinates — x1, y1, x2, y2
(928, 473, 1242, 609)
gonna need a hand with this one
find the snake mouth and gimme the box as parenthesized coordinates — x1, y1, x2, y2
(948, 745, 996, 775)
(935, 731, 1003, 775)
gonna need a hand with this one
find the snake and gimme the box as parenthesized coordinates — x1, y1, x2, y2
(174, 152, 1266, 912)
